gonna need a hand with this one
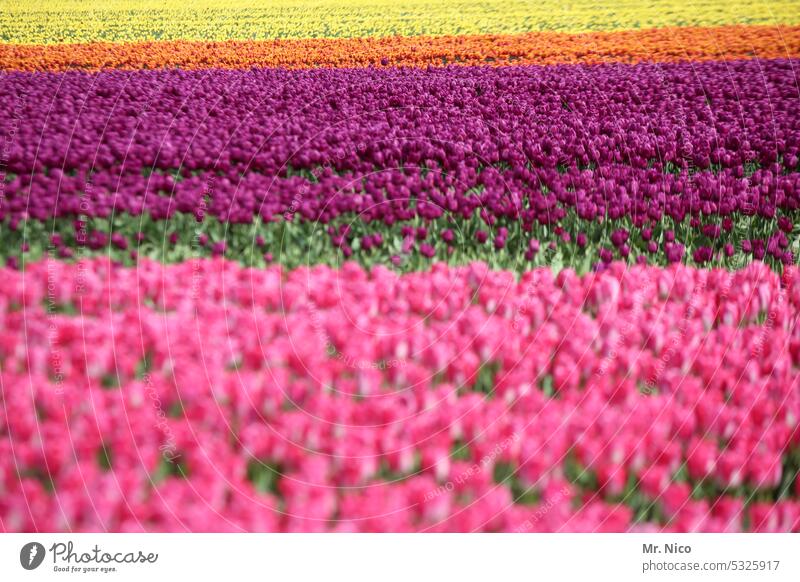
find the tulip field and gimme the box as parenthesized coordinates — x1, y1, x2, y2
(1, 1, 800, 533)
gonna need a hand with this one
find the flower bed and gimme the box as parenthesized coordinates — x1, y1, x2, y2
(4, 25, 800, 72)
(2, 59, 799, 270)
(1, 258, 799, 531)
(4, 0, 797, 44)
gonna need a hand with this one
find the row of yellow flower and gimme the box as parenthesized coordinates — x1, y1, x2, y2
(3, 0, 799, 44)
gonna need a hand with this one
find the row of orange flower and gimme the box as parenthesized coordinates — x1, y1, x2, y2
(3, 25, 799, 72)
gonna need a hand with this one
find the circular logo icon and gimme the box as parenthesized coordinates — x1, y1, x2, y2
(20, 542, 46, 570)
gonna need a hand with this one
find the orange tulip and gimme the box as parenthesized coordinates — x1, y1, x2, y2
(2, 25, 799, 72)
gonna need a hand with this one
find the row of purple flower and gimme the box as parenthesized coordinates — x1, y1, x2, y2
(0, 59, 798, 268)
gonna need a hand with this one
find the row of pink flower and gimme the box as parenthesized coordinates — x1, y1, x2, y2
(1, 258, 799, 532)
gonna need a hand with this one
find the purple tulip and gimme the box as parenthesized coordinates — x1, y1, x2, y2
(693, 246, 713, 263)
(665, 243, 685, 263)
(701, 224, 721, 239)
(419, 243, 436, 258)
(610, 229, 629, 248)
(111, 233, 128, 250)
